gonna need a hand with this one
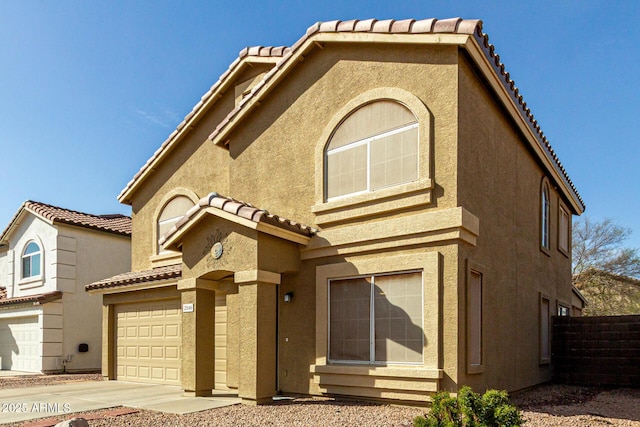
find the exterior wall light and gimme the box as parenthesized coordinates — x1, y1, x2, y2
(284, 292, 294, 303)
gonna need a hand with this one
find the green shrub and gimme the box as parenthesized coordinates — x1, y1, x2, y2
(412, 386, 524, 427)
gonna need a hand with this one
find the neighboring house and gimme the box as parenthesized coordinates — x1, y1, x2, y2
(0, 201, 131, 373)
(87, 18, 585, 404)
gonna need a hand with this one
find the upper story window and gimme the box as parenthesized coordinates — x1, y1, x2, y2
(157, 196, 195, 254)
(22, 241, 41, 279)
(325, 100, 419, 201)
(558, 204, 570, 256)
(541, 180, 551, 252)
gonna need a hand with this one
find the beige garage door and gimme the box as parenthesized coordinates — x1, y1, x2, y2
(0, 316, 40, 372)
(115, 299, 181, 385)
(214, 293, 228, 390)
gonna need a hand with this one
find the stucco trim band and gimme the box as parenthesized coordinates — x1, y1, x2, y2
(302, 207, 479, 260)
(234, 270, 281, 285)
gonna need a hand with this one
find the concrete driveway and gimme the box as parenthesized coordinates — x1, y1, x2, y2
(0, 380, 241, 424)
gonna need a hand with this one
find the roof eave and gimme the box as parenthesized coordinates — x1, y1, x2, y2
(209, 32, 470, 148)
(86, 278, 179, 295)
(0, 204, 54, 245)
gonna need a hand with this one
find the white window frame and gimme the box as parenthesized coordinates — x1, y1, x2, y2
(325, 122, 419, 202)
(21, 241, 42, 280)
(327, 269, 424, 366)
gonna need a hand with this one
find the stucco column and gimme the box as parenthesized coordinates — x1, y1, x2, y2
(101, 303, 114, 380)
(235, 269, 280, 405)
(178, 278, 216, 397)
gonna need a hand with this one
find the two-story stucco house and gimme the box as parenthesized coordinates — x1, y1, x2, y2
(0, 201, 131, 373)
(87, 18, 585, 405)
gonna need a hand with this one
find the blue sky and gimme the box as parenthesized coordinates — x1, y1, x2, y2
(1, 1, 639, 248)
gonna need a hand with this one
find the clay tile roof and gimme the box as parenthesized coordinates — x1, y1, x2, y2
(0, 201, 131, 244)
(0, 290, 62, 307)
(85, 264, 182, 292)
(158, 192, 317, 247)
(0, 286, 6, 300)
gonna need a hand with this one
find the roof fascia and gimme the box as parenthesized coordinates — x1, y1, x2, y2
(462, 37, 584, 214)
(53, 221, 132, 239)
(87, 279, 177, 295)
(210, 32, 468, 147)
(163, 206, 310, 251)
(163, 207, 258, 251)
(117, 56, 280, 205)
(0, 205, 54, 245)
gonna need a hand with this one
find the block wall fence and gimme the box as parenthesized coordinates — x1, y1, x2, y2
(552, 315, 640, 387)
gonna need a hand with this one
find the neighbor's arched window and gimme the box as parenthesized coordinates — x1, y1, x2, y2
(157, 196, 195, 254)
(22, 241, 42, 279)
(325, 100, 419, 200)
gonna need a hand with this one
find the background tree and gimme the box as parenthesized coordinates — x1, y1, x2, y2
(572, 216, 640, 315)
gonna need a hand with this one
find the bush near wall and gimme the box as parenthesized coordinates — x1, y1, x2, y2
(552, 315, 640, 387)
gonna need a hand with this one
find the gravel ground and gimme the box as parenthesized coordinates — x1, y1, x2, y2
(1, 374, 639, 426)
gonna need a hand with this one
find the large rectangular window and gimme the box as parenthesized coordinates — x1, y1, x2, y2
(329, 271, 423, 364)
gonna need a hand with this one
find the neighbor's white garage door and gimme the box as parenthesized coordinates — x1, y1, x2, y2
(115, 299, 181, 385)
(0, 316, 40, 372)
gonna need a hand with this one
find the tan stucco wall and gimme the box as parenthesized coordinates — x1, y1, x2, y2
(456, 53, 574, 392)
(130, 94, 234, 272)
(225, 43, 460, 226)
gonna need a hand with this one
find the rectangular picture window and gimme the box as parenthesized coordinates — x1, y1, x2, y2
(329, 271, 423, 364)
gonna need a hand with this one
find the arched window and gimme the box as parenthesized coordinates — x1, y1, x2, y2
(157, 196, 195, 254)
(541, 181, 550, 251)
(325, 100, 419, 200)
(22, 241, 42, 279)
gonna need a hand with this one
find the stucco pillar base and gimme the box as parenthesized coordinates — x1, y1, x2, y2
(183, 389, 213, 397)
(241, 397, 273, 406)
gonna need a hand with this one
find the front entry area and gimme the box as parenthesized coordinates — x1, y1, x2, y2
(115, 299, 181, 385)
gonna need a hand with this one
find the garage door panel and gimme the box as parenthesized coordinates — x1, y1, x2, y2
(166, 367, 179, 381)
(166, 324, 179, 337)
(115, 299, 181, 385)
(0, 317, 40, 372)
